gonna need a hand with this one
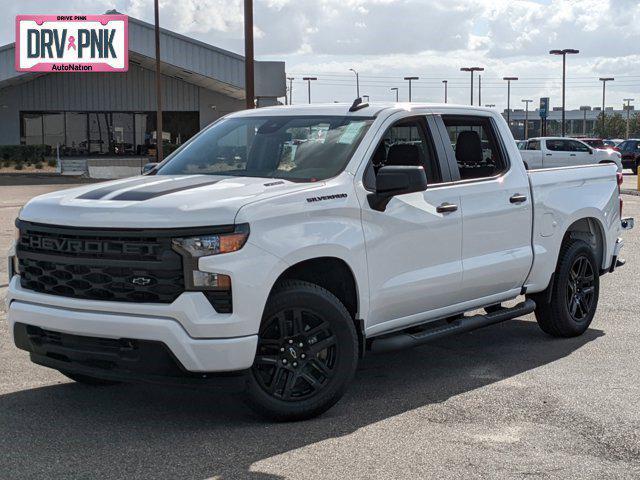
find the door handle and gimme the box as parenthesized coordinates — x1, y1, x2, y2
(569, 153, 576, 157)
(545, 153, 552, 156)
(510, 193, 527, 204)
(436, 202, 458, 213)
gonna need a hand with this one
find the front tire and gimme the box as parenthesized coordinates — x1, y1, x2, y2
(246, 280, 359, 421)
(532, 239, 599, 338)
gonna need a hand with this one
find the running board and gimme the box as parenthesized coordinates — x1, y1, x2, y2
(370, 299, 536, 354)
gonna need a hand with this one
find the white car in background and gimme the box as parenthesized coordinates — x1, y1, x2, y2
(519, 137, 622, 171)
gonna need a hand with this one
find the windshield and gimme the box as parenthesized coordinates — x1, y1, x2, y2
(157, 115, 374, 182)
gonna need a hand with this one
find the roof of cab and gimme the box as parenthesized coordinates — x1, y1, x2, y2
(226, 102, 499, 118)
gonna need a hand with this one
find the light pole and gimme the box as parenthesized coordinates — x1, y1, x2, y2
(286, 76, 294, 105)
(522, 99, 533, 140)
(460, 67, 484, 105)
(404, 76, 419, 102)
(624, 98, 634, 139)
(303, 77, 317, 104)
(153, 0, 163, 163)
(549, 49, 579, 137)
(243, 0, 255, 109)
(478, 75, 482, 106)
(599, 77, 614, 135)
(390, 87, 399, 102)
(503, 77, 518, 132)
(442, 80, 448, 103)
(349, 68, 360, 98)
(579, 106, 590, 136)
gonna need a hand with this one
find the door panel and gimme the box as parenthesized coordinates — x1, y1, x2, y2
(358, 114, 463, 330)
(440, 114, 533, 301)
(361, 188, 462, 326)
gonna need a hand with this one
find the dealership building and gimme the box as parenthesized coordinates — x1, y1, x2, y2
(0, 12, 285, 175)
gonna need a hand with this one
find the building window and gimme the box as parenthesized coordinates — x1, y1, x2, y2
(112, 113, 135, 156)
(19, 111, 200, 157)
(21, 113, 43, 146)
(88, 113, 110, 155)
(43, 113, 65, 152)
(65, 112, 89, 156)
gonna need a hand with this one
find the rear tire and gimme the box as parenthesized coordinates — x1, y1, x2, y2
(60, 371, 121, 386)
(531, 239, 599, 338)
(246, 280, 359, 421)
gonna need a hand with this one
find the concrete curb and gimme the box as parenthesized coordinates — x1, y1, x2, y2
(621, 189, 640, 197)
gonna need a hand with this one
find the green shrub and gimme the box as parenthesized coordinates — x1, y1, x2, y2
(162, 143, 180, 157)
(35, 162, 43, 169)
(47, 158, 57, 167)
(0, 145, 49, 163)
(14, 162, 23, 170)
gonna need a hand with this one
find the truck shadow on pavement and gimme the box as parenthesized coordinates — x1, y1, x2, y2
(0, 318, 603, 480)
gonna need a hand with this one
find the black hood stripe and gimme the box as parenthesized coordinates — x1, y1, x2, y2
(77, 177, 161, 200)
(110, 176, 230, 201)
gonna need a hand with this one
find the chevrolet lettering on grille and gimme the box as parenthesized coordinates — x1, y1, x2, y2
(26, 236, 159, 256)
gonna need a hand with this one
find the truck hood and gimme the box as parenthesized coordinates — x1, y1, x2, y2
(19, 175, 316, 228)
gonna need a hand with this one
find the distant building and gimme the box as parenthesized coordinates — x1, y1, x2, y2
(503, 106, 635, 139)
(0, 13, 285, 165)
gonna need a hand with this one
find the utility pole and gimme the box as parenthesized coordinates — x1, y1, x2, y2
(154, 0, 163, 163)
(522, 99, 533, 140)
(390, 87, 399, 102)
(503, 77, 518, 132)
(599, 77, 614, 135)
(549, 49, 579, 136)
(624, 98, 634, 139)
(404, 76, 419, 102)
(243, 0, 255, 109)
(442, 80, 448, 103)
(460, 67, 484, 105)
(286, 77, 294, 105)
(478, 75, 482, 106)
(349, 68, 360, 98)
(303, 77, 317, 104)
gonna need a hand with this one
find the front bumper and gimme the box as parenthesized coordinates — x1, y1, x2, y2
(5, 239, 288, 376)
(7, 290, 258, 373)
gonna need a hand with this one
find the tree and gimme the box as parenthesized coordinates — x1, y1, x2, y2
(593, 112, 627, 138)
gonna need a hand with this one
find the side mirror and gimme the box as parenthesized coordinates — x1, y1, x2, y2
(142, 162, 159, 175)
(368, 165, 427, 212)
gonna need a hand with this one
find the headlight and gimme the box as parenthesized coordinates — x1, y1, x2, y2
(172, 224, 249, 258)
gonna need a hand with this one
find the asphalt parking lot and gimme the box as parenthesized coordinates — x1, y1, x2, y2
(1, 177, 640, 479)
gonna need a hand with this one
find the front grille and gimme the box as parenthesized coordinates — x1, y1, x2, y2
(17, 221, 186, 304)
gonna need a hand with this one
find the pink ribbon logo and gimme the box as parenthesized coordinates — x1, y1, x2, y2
(67, 36, 76, 50)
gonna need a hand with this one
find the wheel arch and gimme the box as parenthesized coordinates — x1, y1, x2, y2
(271, 256, 361, 322)
(562, 216, 606, 269)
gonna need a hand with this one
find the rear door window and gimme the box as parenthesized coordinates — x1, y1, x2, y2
(442, 115, 508, 181)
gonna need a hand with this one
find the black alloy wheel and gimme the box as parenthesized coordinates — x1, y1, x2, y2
(566, 255, 596, 322)
(253, 307, 338, 401)
(246, 280, 359, 421)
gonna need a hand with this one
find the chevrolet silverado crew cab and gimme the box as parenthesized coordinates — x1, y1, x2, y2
(519, 136, 622, 171)
(6, 101, 634, 421)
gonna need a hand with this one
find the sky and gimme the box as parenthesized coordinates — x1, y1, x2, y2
(3, 0, 640, 111)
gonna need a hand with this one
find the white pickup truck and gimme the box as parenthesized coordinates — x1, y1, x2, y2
(519, 136, 622, 171)
(6, 102, 633, 420)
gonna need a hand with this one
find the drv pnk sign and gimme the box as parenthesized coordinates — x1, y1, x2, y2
(15, 15, 128, 72)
